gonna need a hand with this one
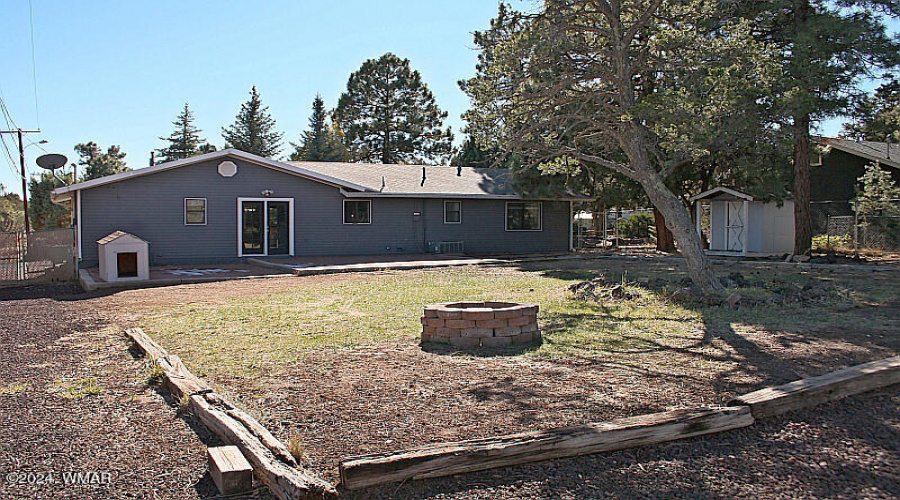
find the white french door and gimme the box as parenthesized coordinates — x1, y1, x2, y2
(237, 198, 294, 257)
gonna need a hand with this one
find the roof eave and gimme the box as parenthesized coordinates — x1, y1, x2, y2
(49, 149, 374, 197)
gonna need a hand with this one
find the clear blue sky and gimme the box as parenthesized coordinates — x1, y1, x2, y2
(0, 1, 896, 195)
(0, 0, 501, 191)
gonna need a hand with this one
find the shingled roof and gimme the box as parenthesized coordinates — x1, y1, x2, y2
(50, 149, 588, 202)
(288, 161, 587, 200)
(821, 138, 900, 169)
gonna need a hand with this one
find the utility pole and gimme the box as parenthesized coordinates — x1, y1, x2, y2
(0, 128, 41, 233)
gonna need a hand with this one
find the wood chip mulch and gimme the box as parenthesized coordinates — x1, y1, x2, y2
(0, 284, 274, 500)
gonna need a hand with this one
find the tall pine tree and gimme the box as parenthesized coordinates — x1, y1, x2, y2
(289, 95, 349, 161)
(843, 79, 900, 142)
(739, 0, 900, 254)
(335, 53, 453, 164)
(222, 86, 283, 157)
(157, 103, 214, 162)
(73, 142, 129, 180)
(28, 173, 71, 230)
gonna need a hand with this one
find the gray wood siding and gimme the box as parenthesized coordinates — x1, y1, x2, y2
(78, 157, 570, 266)
(421, 199, 570, 255)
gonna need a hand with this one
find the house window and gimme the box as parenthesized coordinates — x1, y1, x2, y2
(184, 198, 207, 225)
(344, 200, 371, 224)
(506, 202, 542, 231)
(444, 201, 461, 224)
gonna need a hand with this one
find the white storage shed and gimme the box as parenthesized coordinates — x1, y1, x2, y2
(97, 231, 150, 282)
(690, 187, 795, 257)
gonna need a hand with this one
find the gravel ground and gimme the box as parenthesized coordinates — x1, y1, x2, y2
(0, 284, 273, 500)
(352, 388, 900, 500)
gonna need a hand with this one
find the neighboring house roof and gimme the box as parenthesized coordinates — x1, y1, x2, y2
(51, 149, 588, 203)
(689, 186, 755, 202)
(819, 137, 900, 170)
(97, 230, 147, 245)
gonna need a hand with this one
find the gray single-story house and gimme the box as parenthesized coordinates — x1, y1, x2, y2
(51, 149, 585, 268)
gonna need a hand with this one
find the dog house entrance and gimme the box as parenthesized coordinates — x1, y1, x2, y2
(117, 252, 138, 278)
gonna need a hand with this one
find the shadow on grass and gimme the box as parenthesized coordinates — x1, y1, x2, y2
(511, 259, 900, 396)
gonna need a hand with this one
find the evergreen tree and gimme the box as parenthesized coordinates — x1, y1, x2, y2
(335, 53, 453, 164)
(27, 173, 70, 230)
(461, 2, 784, 289)
(452, 135, 495, 168)
(74, 142, 129, 181)
(0, 184, 24, 231)
(739, 0, 900, 254)
(855, 162, 900, 215)
(289, 95, 350, 162)
(157, 103, 214, 162)
(222, 86, 283, 157)
(843, 79, 900, 142)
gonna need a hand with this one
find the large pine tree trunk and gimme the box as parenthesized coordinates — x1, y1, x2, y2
(654, 208, 676, 252)
(621, 134, 721, 290)
(793, 112, 812, 255)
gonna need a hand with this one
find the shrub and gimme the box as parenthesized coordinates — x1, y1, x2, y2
(617, 212, 654, 239)
(812, 234, 853, 252)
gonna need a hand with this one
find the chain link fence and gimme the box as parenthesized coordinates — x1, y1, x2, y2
(0, 228, 76, 285)
(812, 199, 900, 254)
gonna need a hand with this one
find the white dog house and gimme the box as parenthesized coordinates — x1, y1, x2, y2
(690, 187, 795, 256)
(97, 231, 150, 282)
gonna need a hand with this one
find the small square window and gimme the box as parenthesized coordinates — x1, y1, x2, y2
(184, 198, 207, 225)
(506, 202, 542, 231)
(444, 201, 461, 224)
(344, 200, 371, 224)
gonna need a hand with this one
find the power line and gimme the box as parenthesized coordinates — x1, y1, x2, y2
(28, 0, 40, 128)
(0, 99, 21, 178)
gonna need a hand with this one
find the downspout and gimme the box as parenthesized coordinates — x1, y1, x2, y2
(569, 201, 574, 252)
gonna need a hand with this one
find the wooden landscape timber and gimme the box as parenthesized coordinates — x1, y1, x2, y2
(339, 406, 754, 490)
(124, 328, 338, 500)
(728, 355, 900, 419)
(191, 393, 337, 500)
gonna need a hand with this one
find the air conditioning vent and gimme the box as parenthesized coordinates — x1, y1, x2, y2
(431, 241, 464, 254)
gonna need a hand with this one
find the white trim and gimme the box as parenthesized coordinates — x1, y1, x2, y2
(237, 197, 295, 258)
(76, 190, 82, 260)
(695, 201, 702, 240)
(505, 201, 543, 232)
(51, 149, 373, 200)
(689, 186, 754, 203)
(741, 200, 749, 257)
(343, 199, 372, 225)
(443, 200, 462, 224)
(184, 197, 207, 226)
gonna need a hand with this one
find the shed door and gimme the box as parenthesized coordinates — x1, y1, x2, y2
(725, 201, 745, 252)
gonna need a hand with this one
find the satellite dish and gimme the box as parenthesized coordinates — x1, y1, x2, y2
(36, 153, 68, 171)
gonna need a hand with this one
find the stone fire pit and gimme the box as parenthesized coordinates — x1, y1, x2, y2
(421, 301, 540, 347)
